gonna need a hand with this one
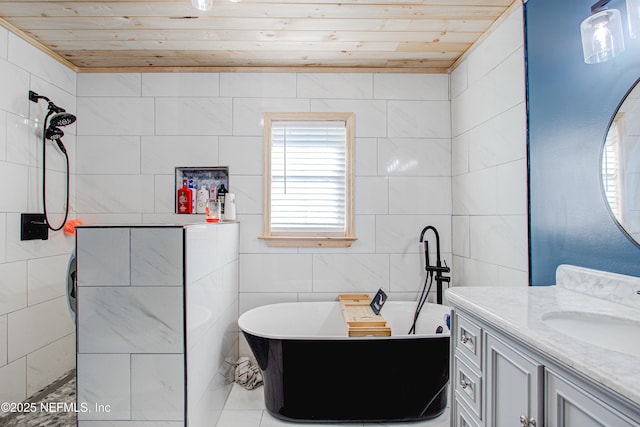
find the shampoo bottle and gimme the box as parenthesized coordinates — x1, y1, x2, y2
(224, 193, 236, 221)
(196, 184, 208, 214)
(217, 183, 228, 218)
(177, 179, 193, 214)
(188, 179, 196, 213)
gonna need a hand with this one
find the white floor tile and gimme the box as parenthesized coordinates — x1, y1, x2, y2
(259, 411, 361, 427)
(216, 409, 264, 427)
(223, 384, 266, 410)
(216, 384, 450, 427)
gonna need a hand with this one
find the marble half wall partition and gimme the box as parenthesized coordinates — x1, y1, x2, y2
(75, 222, 239, 427)
(186, 222, 240, 426)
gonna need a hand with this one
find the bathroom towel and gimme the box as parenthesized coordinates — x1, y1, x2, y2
(234, 357, 263, 390)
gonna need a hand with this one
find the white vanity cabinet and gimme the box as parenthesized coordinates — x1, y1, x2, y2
(450, 307, 640, 427)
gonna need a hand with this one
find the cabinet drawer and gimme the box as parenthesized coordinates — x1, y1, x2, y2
(454, 354, 482, 420)
(453, 395, 481, 427)
(454, 312, 482, 369)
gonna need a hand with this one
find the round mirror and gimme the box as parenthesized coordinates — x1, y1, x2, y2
(601, 78, 640, 247)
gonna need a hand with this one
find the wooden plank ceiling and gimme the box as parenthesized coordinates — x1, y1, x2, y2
(0, 0, 517, 73)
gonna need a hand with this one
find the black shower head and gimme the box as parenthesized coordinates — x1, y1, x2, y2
(45, 126, 64, 141)
(49, 112, 76, 127)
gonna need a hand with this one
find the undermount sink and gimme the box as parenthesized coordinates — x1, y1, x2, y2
(542, 311, 640, 357)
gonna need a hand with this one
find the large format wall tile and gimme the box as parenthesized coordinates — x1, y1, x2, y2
(143, 73, 220, 97)
(374, 74, 449, 100)
(131, 228, 183, 286)
(76, 136, 142, 175)
(0, 358, 26, 403)
(0, 315, 7, 366)
(26, 333, 75, 396)
(77, 228, 130, 286)
(141, 136, 219, 175)
(131, 354, 184, 421)
(78, 73, 141, 97)
(77, 354, 131, 421)
(77, 98, 154, 136)
(220, 73, 295, 98)
(0, 261, 27, 315)
(7, 297, 73, 361)
(27, 254, 68, 305)
(77, 286, 183, 354)
(297, 73, 373, 99)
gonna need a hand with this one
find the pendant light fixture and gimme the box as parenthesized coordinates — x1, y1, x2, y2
(581, 0, 626, 64)
(192, 0, 213, 11)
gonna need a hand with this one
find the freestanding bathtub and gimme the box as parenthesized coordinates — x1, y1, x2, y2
(238, 300, 450, 423)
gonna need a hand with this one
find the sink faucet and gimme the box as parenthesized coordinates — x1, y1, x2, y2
(419, 225, 450, 304)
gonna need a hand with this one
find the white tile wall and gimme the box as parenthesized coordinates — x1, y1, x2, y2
(77, 228, 130, 286)
(155, 97, 232, 136)
(185, 223, 239, 426)
(0, 1, 530, 406)
(77, 97, 154, 136)
(0, 316, 7, 367)
(143, 73, 219, 97)
(0, 261, 27, 314)
(131, 354, 184, 421)
(26, 332, 75, 396)
(0, 358, 26, 403)
(77, 354, 131, 421)
(451, 2, 528, 287)
(220, 73, 295, 98)
(131, 227, 183, 286)
(77, 286, 183, 354)
(297, 73, 373, 99)
(7, 296, 74, 361)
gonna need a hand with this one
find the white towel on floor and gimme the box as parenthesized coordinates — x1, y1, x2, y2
(234, 357, 263, 390)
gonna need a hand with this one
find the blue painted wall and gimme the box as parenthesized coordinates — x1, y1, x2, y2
(527, 0, 640, 285)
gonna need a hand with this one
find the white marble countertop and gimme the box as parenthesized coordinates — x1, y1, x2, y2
(446, 275, 640, 407)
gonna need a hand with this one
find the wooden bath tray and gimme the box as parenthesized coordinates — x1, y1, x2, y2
(338, 294, 391, 337)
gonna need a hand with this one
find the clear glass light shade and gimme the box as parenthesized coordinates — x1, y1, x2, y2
(580, 9, 625, 64)
(627, 0, 640, 38)
(192, 0, 213, 11)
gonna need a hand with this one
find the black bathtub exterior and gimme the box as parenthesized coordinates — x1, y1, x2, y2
(243, 332, 450, 423)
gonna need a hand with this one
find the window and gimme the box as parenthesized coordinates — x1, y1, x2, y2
(259, 112, 357, 247)
(602, 112, 625, 221)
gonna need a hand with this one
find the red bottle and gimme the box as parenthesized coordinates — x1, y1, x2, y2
(177, 179, 193, 214)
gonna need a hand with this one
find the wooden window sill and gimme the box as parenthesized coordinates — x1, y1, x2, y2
(258, 235, 358, 247)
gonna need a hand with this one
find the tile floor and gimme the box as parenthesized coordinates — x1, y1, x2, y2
(0, 374, 450, 427)
(217, 384, 451, 427)
(0, 370, 76, 427)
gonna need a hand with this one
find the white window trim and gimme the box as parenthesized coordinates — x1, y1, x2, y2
(259, 112, 357, 248)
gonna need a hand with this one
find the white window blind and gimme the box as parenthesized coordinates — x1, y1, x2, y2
(602, 115, 622, 219)
(270, 120, 346, 234)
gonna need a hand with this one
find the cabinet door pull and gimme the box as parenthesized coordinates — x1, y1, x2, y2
(461, 334, 472, 344)
(460, 379, 471, 389)
(519, 415, 536, 426)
